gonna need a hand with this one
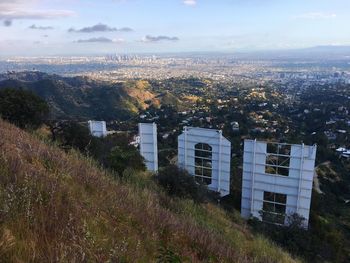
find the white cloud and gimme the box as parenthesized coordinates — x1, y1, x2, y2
(295, 12, 337, 20)
(140, 35, 179, 42)
(183, 0, 196, 6)
(75, 37, 125, 43)
(0, 0, 75, 21)
(112, 38, 126, 43)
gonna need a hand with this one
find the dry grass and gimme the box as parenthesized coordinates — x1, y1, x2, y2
(0, 119, 299, 262)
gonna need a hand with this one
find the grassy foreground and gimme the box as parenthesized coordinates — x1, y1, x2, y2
(0, 119, 299, 262)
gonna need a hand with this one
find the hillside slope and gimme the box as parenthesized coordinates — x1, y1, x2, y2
(0, 72, 162, 121)
(0, 119, 298, 262)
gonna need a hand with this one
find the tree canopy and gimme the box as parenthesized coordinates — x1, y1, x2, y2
(0, 88, 49, 129)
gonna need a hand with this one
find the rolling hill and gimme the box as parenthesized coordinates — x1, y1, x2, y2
(0, 72, 171, 121)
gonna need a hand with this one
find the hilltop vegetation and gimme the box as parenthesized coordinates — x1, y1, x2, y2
(0, 72, 188, 121)
(0, 119, 298, 262)
(0, 88, 48, 129)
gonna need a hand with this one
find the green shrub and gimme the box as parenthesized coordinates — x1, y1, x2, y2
(156, 165, 209, 202)
(0, 88, 48, 129)
(51, 121, 93, 152)
(108, 144, 146, 176)
(156, 246, 182, 263)
(249, 212, 347, 262)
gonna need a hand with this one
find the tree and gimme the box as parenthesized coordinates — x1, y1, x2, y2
(50, 121, 93, 152)
(0, 88, 49, 129)
(108, 144, 146, 176)
(156, 165, 209, 202)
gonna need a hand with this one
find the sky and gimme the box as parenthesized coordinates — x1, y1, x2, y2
(1, 0, 350, 56)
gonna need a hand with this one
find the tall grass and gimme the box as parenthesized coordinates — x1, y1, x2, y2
(0, 119, 299, 262)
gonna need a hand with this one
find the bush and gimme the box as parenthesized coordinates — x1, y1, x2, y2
(0, 88, 49, 129)
(50, 121, 93, 152)
(48, 123, 146, 176)
(249, 212, 347, 262)
(156, 246, 182, 263)
(108, 144, 146, 176)
(156, 165, 208, 202)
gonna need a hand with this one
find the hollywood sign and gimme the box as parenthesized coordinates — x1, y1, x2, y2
(241, 140, 317, 227)
(178, 127, 231, 196)
(88, 120, 107, 138)
(138, 123, 317, 227)
(138, 123, 158, 172)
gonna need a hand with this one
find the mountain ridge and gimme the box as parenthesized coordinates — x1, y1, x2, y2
(0, 72, 169, 121)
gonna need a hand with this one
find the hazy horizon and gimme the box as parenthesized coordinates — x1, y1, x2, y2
(1, 0, 350, 56)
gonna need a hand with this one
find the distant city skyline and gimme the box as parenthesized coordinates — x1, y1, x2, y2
(1, 0, 350, 56)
